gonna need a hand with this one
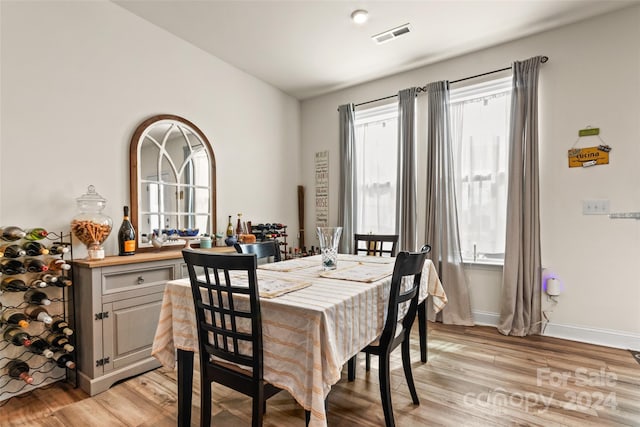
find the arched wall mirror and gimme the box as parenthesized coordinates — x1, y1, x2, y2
(129, 114, 216, 249)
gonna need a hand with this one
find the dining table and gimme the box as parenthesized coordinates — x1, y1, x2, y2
(151, 253, 448, 427)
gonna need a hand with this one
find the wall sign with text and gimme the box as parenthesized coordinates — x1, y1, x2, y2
(568, 127, 611, 168)
(315, 151, 329, 227)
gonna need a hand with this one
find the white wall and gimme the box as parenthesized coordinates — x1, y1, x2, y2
(0, 1, 300, 257)
(301, 6, 640, 348)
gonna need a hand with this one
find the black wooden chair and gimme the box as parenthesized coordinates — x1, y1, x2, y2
(182, 249, 282, 427)
(347, 249, 428, 427)
(353, 234, 399, 257)
(417, 244, 432, 363)
(351, 234, 399, 372)
(234, 240, 282, 263)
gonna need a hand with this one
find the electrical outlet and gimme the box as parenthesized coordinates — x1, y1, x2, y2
(582, 199, 610, 215)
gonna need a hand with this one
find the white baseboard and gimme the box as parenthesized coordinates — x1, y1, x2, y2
(472, 310, 501, 327)
(472, 310, 640, 351)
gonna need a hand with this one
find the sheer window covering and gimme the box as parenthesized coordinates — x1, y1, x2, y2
(450, 77, 511, 263)
(354, 104, 398, 235)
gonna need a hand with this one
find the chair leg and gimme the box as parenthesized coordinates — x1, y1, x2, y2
(200, 381, 212, 427)
(253, 386, 264, 427)
(378, 353, 395, 427)
(305, 395, 328, 426)
(348, 355, 356, 381)
(418, 300, 427, 362)
(365, 351, 371, 371)
(402, 337, 419, 405)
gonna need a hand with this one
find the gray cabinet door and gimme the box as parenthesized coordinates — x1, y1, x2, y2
(101, 291, 165, 373)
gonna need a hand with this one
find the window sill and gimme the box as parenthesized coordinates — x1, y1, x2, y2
(462, 259, 504, 269)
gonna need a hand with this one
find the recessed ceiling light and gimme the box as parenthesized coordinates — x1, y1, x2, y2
(351, 9, 368, 25)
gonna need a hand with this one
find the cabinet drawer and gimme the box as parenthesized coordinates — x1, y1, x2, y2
(102, 265, 173, 294)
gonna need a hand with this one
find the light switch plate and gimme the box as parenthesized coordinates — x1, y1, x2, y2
(582, 199, 610, 215)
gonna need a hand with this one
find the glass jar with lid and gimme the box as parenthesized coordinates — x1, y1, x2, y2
(71, 185, 113, 260)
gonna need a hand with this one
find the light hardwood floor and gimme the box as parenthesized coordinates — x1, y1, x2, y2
(2, 323, 639, 426)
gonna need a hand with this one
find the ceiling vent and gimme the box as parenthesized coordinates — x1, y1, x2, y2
(371, 23, 411, 44)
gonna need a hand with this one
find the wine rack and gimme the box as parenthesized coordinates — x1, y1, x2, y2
(0, 231, 75, 405)
(249, 223, 289, 259)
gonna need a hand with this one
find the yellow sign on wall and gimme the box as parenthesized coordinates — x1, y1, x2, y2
(568, 146, 609, 168)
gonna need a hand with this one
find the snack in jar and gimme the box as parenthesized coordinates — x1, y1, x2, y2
(71, 185, 112, 260)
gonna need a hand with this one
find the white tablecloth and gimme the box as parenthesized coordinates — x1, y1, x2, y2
(152, 255, 447, 427)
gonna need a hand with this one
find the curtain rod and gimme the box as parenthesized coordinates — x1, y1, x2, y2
(351, 56, 548, 109)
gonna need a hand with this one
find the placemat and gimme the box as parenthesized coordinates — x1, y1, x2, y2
(318, 263, 393, 283)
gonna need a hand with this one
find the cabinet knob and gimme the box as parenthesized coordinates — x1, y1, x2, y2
(137, 276, 145, 284)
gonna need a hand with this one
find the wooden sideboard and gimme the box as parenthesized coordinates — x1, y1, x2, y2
(72, 247, 234, 395)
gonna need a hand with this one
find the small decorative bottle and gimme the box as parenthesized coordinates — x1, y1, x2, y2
(236, 213, 243, 237)
(224, 215, 237, 246)
(226, 216, 234, 237)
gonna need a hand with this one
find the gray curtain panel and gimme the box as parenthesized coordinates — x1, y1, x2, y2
(338, 104, 357, 254)
(395, 88, 418, 252)
(424, 81, 474, 326)
(498, 57, 543, 336)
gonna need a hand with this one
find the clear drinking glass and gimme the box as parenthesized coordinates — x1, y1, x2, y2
(317, 227, 342, 270)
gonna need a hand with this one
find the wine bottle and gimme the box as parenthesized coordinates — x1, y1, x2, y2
(45, 333, 74, 353)
(30, 278, 48, 288)
(24, 228, 48, 241)
(1, 259, 27, 275)
(52, 277, 72, 288)
(25, 306, 53, 325)
(236, 213, 243, 236)
(118, 206, 136, 256)
(24, 289, 51, 306)
(52, 352, 76, 369)
(48, 244, 70, 255)
(49, 318, 73, 336)
(25, 258, 49, 273)
(28, 338, 54, 358)
(0, 244, 26, 258)
(48, 259, 71, 271)
(1, 308, 30, 328)
(3, 325, 32, 347)
(7, 360, 34, 384)
(226, 215, 234, 237)
(1, 277, 28, 292)
(40, 273, 58, 284)
(0, 226, 26, 241)
(22, 241, 49, 256)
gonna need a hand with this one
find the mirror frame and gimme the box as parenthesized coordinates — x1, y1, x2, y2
(129, 114, 217, 251)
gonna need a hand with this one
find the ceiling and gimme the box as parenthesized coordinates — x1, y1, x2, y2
(114, 0, 636, 100)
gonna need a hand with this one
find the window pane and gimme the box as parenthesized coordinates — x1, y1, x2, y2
(450, 77, 511, 263)
(354, 104, 398, 235)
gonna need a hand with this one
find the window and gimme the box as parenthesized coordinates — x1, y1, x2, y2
(354, 104, 398, 235)
(450, 77, 512, 264)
